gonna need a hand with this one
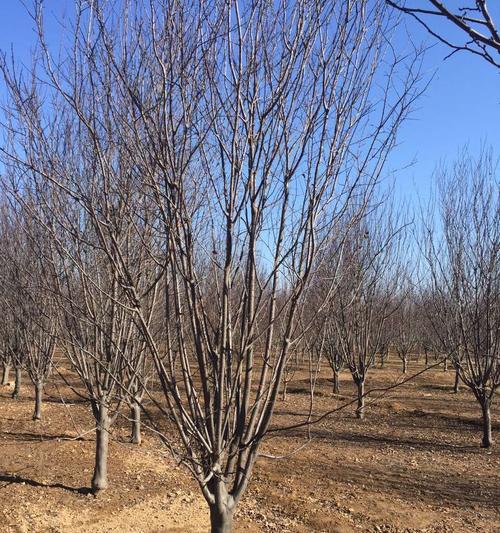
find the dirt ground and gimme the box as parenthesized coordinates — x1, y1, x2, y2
(0, 358, 498, 533)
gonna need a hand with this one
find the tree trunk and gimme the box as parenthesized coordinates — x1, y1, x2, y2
(402, 356, 408, 374)
(130, 399, 142, 445)
(443, 358, 448, 372)
(480, 399, 493, 448)
(210, 505, 234, 533)
(209, 503, 234, 533)
(425, 351, 429, 367)
(11, 367, 22, 399)
(91, 401, 110, 491)
(33, 380, 43, 420)
(332, 370, 339, 394)
(281, 380, 287, 402)
(453, 368, 460, 393)
(1, 363, 11, 385)
(355, 380, 365, 420)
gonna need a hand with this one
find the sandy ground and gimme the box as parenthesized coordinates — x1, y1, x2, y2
(0, 358, 498, 532)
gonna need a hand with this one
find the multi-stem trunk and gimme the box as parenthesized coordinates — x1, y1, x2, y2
(1, 363, 10, 385)
(480, 398, 493, 448)
(33, 380, 43, 420)
(91, 400, 110, 491)
(355, 379, 365, 419)
(130, 399, 142, 445)
(11, 367, 22, 399)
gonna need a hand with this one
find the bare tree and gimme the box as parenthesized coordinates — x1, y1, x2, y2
(1, 315, 24, 399)
(387, 0, 500, 66)
(1, 204, 59, 420)
(315, 314, 345, 395)
(1, 92, 159, 492)
(0, 320, 12, 385)
(0, 211, 26, 401)
(422, 148, 499, 447)
(331, 203, 408, 419)
(0, 0, 422, 529)
(392, 289, 419, 373)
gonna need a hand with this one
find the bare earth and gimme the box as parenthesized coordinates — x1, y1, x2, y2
(0, 359, 498, 532)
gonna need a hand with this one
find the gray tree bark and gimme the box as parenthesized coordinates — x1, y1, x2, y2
(332, 370, 339, 394)
(1, 363, 10, 385)
(208, 480, 235, 533)
(130, 400, 142, 445)
(402, 356, 408, 374)
(11, 367, 21, 399)
(33, 380, 43, 420)
(281, 381, 287, 402)
(480, 399, 493, 448)
(209, 505, 234, 533)
(91, 401, 110, 491)
(356, 380, 365, 419)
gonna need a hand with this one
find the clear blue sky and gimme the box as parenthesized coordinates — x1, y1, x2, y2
(386, 7, 500, 207)
(0, 1, 498, 208)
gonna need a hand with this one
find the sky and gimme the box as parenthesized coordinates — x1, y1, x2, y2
(0, 1, 498, 210)
(386, 6, 500, 207)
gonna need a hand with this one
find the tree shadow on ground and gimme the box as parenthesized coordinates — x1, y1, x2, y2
(0, 430, 86, 442)
(0, 473, 93, 495)
(43, 395, 90, 405)
(279, 426, 482, 454)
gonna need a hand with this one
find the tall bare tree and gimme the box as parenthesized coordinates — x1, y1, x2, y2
(422, 149, 499, 447)
(1, 0, 422, 529)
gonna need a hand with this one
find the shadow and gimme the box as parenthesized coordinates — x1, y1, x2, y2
(326, 429, 477, 452)
(420, 383, 461, 392)
(286, 386, 330, 397)
(43, 395, 90, 405)
(278, 426, 482, 454)
(404, 409, 500, 431)
(0, 430, 86, 442)
(0, 474, 93, 495)
(331, 461, 499, 508)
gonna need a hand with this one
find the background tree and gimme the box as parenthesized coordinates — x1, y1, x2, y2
(422, 148, 499, 447)
(0, 322, 12, 385)
(392, 288, 419, 374)
(321, 315, 345, 395)
(332, 202, 409, 419)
